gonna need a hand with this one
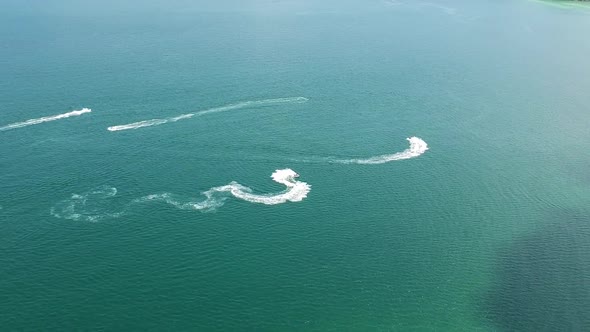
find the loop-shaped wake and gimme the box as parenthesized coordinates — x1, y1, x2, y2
(50, 186, 123, 222)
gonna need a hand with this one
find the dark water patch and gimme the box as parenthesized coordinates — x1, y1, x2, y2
(481, 209, 590, 331)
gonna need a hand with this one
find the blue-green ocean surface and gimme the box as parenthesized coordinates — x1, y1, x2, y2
(1, 0, 589, 330)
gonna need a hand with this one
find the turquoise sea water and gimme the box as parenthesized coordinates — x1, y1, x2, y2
(1, 0, 590, 330)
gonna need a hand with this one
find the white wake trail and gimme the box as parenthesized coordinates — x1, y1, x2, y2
(107, 97, 308, 132)
(207, 169, 310, 205)
(332, 137, 429, 164)
(50, 186, 123, 222)
(51, 169, 311, 221)
(140, 169, 311, 210)
(0, 108, 92, 132)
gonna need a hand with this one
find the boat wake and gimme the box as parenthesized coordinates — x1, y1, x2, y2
(50, 186, 123, 222)
(48, 135, 427, 222)
(0, 108, 91, 132)
(331, 137, 428, 164)
(290, 137, 429, 164)
(138, 169, 310, 210)
(107, 97, 308, 132)
(50, 169, 311, 222)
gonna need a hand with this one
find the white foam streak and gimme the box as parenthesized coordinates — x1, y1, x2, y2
(0, 108, 91, 132)
(51, 169, 311, 221)
(107, 97, 308, 132)
(334, 137, 429, 164)
(50, 186, 122, 222)
(107, 119, 169, 131)
(138, 192, 226, 211)
(209, 169, 310, 205)
(139, 169, 311, 212)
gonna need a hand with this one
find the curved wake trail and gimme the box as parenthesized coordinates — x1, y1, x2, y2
(0, 108, 92, 132)
(107, 97, 309, 132)
(49, 136, 426, 222)
(332, 137, 429, 164)
(139, 169, 310, 210)
(290, 137, 429, 165)
(50, 169, 310, 221)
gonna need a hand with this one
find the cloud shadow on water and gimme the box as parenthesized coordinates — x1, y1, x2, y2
(480, 209, 590, 331)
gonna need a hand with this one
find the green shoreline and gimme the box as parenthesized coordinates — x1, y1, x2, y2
(529, 0, 590, 9)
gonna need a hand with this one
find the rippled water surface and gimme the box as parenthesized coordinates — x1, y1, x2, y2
(1, 0, 589, 330)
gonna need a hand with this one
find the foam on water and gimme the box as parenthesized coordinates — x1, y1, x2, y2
(209, 168, 310, 205)
(139, 168, 311, 210)
(332, 137, 428, 164)
(107, 97, 308, 132)
(136, 191, 227, 212)
(0, 108, 91, 132)
(50, 186, 123, 222)
(106, 119, 169, 131)
(51, 169, 310, 221)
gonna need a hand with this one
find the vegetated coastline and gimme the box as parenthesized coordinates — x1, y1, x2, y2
(532, 0, 590, 9)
